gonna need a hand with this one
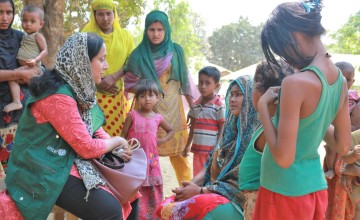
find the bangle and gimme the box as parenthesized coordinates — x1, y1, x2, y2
(111, 74, 117, 81)
(200, 187, 204, 194)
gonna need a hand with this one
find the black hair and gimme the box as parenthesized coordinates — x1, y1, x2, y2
(134, 79, 159, 99)
(30, 33, 104, 97)
(335, 61, 355, 75)
(21, 4, 44, 20)
(253, 59, 294, 94)
(87, 32, 104, 61)
(0, 0, 15, 28)
(198, 66, 221, 83)
(261, 1, 325, 69)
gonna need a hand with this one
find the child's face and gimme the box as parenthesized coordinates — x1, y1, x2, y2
(21, 11, 43, 34)
(252, 86, 278, 117)
(251, 86, 262, 112)
(198, 73, 220, 99)
(229, 84, 244, 116)
(137, 91, 158, 111)
(342, 69, 355, 90)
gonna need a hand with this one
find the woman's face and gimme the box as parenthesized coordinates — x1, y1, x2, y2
(0, 1, 13, 30)
(94, 9, 114, 34)
(147, 21, 165, 45)
(229, 84, 244, 116)
(91, 44, 108, 85)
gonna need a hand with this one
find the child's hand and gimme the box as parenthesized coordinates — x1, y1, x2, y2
(26, 59, 37, 67)
(340, 174, 356, 193)
(258, 86, 280, 107)
(352, 145, 360, 160)
(157, 138, 166, 146)
(182, 145, 191, 157)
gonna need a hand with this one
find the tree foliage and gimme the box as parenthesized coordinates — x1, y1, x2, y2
(328, 11, 360, 54)
(207, 17, 263, 71)
(13, 0, 205, 70)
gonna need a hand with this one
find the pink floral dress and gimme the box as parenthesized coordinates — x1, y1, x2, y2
(127, 110, 164, 219)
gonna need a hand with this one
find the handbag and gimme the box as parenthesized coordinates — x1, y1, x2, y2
(92, 139, 147, 205)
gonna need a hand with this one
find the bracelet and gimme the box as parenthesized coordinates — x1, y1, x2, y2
(111, 74, 117, 81)
(200, 186, 204, 194)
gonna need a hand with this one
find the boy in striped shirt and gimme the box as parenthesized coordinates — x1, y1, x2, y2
(183, 66, 225, 177)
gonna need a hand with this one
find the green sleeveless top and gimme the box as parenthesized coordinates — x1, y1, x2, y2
(6, 84, 105, 220)
(260, 66, 343, 196)
(239, 126, 263, 191)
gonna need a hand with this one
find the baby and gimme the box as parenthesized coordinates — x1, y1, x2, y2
(4, 5, 47, 113)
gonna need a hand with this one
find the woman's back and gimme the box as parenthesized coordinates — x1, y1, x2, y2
(295, 56, 346, 119)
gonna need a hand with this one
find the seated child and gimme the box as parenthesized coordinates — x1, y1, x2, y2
(333, 129, 360, 220)
(324, 61, 357, 179)
(183, 66, 225, 177)
(239, 60, 294, 220)
(4, 5, 48, 113)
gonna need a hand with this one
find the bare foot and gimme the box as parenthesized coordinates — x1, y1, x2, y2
(341, 163, 360, 176)
(3, 102, 22, 113)
(325, 169, 335, 179)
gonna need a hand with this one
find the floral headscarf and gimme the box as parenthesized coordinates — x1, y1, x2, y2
(203, 75, 259, 207)
(54, 32, 106, 200)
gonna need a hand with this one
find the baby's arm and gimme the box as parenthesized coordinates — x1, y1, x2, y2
(157, 118, 174, 146)
(341, 163, 360, 177)
(324, 144, 337, 179)
(27, 33, 48, 67)
(343, 145, 360, 165)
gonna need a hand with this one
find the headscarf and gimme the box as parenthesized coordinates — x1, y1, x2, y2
(123, 10, 190, 95)
(0, 0, 27, 129)
(0, 0, 20, 70)
(54, 32, 106, 200)
(82, 0, 134, 90)
(203, 75, 259, 207)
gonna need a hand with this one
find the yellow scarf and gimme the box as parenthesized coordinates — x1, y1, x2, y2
(82, 0, 135, 90)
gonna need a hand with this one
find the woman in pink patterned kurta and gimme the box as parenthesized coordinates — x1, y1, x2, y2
(122, 79, 174, 220)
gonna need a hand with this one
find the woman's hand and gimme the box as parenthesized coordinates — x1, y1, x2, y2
(112, 137, 133, 162)
(120, 148, 133, 162)
(98, 75, 119, 94)
(172, 181, 202, 201)
(16, 66, 42, 84)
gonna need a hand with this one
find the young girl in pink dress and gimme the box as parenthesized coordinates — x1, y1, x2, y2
(121, 79, 174, 220)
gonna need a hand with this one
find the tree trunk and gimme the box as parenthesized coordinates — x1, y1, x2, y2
(23, 0, 65, 68)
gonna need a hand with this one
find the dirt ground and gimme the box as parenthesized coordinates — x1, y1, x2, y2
(48, 147, 325, 219)
(159, 153, 194, 197)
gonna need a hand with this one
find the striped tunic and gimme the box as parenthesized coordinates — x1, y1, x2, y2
(188, 95, 225, 154)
